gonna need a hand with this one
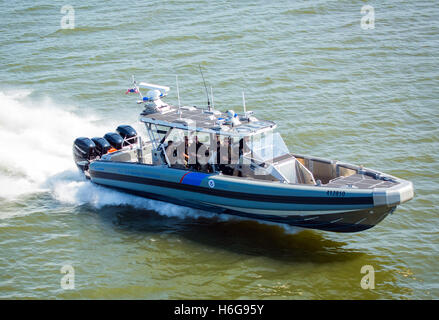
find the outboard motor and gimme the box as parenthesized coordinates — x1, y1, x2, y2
(104, 132, 124, 150)
(116, 125, 138, 146)
(92, 137, 111, 157)
(73, 137, 96, 172)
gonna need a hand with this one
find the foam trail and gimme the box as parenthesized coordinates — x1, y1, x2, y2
(0, 89, 300, 234)
(0, 90, 215, 220)
(0, 90, 101, 198)
(49, 172, 212, 218)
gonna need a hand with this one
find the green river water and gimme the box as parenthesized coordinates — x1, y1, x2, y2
(0, 0, 438, 299)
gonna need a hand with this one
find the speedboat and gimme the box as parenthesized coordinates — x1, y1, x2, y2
(73, 80, 414, 232)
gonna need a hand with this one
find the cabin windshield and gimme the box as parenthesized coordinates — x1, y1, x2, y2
(248, 130, 290, 162)
(159, 127, 291, 164)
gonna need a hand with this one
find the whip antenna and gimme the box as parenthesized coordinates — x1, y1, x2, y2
(199, 65, 211, 111)
(211, 87, 215, 110)
(242, 90, 246, 113)
(176, 75, 182, 118)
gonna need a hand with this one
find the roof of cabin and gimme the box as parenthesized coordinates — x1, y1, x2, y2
(139, 104, 276, 136)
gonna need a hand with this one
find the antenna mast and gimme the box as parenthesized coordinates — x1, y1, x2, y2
(199, 65, 211, 111)
(176, 75, 181, 117)
(242, 90, 246, 113)
(132, 74, 143, 100)
(210, 87, 214, 110)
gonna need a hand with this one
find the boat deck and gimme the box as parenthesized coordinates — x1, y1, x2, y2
(324, 173, 398, 189)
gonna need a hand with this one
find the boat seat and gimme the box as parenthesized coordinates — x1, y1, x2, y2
(109, 151, 132, 162)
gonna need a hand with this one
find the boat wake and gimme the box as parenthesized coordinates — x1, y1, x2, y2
(0, 89, 300, 233)
(0, 89, 99, 198)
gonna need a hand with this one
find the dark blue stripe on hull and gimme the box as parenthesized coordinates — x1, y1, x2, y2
(89, 180, 393, 233)
(89, 170, 374, 206)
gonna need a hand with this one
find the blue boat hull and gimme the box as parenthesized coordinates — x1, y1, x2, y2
(88, 161, 398, 233)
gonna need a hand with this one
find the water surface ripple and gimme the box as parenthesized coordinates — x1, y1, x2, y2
(0, 0, 438, 299)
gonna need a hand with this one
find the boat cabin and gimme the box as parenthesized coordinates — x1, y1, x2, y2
(134, 87, 315, 185)
(97, 82, 406, 190)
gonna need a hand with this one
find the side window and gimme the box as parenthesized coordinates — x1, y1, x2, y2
(165, 128, 183, 144)
(154, 125, 169, 142)
(195, 132, 210, 144)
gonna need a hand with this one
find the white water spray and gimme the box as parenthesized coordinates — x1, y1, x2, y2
(0, 89, 299, 233)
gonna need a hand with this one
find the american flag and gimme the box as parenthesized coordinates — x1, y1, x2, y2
(125, 87, 139, 94)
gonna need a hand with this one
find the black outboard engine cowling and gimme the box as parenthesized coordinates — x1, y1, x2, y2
(73, 137, 96, 172)
(116, 125, 138, 146)
(92, 137, 111, 157)
(104, 132, 124, 150)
